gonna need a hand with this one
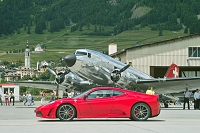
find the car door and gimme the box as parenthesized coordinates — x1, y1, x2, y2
(77, 89, 113, 117)
(110, 90, 129, 116)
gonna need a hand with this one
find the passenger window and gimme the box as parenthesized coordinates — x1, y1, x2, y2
(113, 90, 124, 96)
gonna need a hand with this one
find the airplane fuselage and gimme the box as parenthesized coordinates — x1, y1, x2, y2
(65, 49, 154, 92)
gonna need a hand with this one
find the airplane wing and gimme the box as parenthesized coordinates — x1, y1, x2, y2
(9, 81, 67, 91)
(136, 77, 200, 94)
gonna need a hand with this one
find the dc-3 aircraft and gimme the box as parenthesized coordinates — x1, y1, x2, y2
(63, 49, 200, 93)
(11, 49, 199, 105)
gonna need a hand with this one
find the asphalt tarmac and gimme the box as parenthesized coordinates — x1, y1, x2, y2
(0, 101, 200, 133)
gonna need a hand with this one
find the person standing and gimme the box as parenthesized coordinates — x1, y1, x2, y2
(146, 87, 155, 95)
(197, 90, 200, 110)
(183, 88, 191, 110)
(41, 91, 46, 104)
(27, 92, 32, 106)
(24, 92, 28, 106)
(150, 87, 155, 95)
(63, 91, 68, 98)
(49, 90, 56, 102)
(193, 89, 199, 109)
(4, 91, 10, 106)
(31, 95, 35, 105)
(9, 91, 15, 106)
(146, 87, 152, 95)
(0, 94, 3, 106)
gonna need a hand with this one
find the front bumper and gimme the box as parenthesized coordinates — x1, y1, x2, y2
(34, 105, 57, 119)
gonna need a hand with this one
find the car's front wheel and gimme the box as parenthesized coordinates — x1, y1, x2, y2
(130, 103, 151, 121)
(57, 104, 76, 121)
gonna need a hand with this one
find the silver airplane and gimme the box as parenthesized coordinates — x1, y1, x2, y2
(63, 49, 200, 95)
(11, 49, 199, 104)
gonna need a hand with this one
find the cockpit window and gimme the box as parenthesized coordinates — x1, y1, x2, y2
(75, 51, 87, 55)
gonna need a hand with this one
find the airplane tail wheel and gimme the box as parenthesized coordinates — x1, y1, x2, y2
(57, 104, 76, 121)
(131, 103, 150, 121)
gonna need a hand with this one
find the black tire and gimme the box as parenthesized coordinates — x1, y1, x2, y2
(57, 104, 76, 121)
(130, 103, 151, 121)
(164, 103, 168, 108)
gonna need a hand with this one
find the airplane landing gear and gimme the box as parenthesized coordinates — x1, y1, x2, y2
(160, 101, 169, 108)
(164, 102, 168, 108)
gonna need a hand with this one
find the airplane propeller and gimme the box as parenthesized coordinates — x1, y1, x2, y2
(119, 64, 130, 73)
(47, 67, 70, 99)
(47, 68, 69, 84)
(111, 64, 130, 82)
(47, 68, 57, 76)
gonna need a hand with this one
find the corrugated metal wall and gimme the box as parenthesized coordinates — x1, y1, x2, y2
(125, 36, 200, 75)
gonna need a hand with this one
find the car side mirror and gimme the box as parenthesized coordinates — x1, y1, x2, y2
(83, 95, 88, 100)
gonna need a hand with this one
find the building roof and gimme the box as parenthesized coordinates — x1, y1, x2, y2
(0, 84, 16, 87)
(35, 43, 43, 51)
(110, 33, 200, 57)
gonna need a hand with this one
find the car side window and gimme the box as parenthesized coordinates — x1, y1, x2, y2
(103, 90, 113, 98)
(87, 91, 97, 99)
(87, 90, 103, 99)
(112, 90, 124, 96)
(87, 90, 113, 99)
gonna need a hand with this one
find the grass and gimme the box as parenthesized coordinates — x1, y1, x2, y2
(0, 25, 189, 67)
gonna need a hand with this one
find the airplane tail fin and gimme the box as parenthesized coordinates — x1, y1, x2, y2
(165, 63, 179, 78)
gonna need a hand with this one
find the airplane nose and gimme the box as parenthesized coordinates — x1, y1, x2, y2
(64, 54, 76, 67)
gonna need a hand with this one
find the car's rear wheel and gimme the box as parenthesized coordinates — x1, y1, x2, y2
(130, 103, 150, 121)
(57, 104, 76, 121)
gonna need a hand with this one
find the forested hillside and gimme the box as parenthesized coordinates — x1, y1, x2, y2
(0, 0, 200, 36)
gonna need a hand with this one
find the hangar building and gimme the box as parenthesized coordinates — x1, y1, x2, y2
(110, 34, 200, 78)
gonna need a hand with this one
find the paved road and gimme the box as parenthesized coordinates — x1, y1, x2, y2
(0, 102, 200, 133)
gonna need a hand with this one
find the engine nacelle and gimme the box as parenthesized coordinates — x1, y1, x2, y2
(111, 69, 121, 82)
(56, 72, 66, 84)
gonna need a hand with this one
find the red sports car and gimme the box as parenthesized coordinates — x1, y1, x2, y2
(35, 87, 160, 121)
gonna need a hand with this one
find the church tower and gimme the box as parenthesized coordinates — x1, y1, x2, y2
(25, 44, 30, 67)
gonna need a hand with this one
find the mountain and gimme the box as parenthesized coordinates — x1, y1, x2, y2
(0, 0, 200, 36)
(0, 0, 199, 67)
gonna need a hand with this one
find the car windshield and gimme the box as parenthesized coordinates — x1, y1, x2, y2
(73, 89, 92, 98)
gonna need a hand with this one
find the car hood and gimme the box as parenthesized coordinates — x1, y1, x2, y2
(36, 98, 76, 109)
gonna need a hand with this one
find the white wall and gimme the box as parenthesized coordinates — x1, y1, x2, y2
(125, 36, 200, 75)
(108, 43, 117, 55)
(0, 85, 20, 101)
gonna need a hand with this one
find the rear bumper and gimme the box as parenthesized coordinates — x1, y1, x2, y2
(151, 102, 161, 117)
(151, 108, 160, 118)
